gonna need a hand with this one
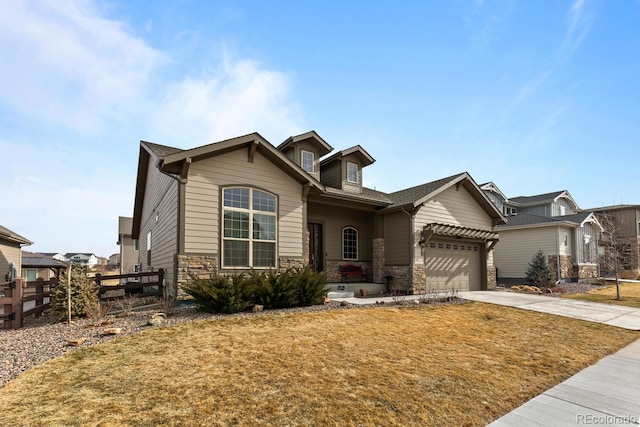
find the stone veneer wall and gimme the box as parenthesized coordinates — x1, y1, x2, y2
(547, 255, 573, 281)
(278, 257, 307, 270)
(176, 254, 218, 297)
(372, 238, 384, 284)
(325, 260, 373, 283)
(380, 265, 410, 291)
(573, 263, 598, 280)
(487, 265, 497, 290)
(411, 265, 427, 294)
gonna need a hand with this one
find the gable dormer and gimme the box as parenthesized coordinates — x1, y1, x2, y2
(277, 131, 333, 180)
(319, 145, 375, 194)
(510, 190, 579, 218)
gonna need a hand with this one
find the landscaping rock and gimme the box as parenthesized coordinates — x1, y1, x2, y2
(102, 327, 122, 336)
(322, 296, 331, 304)
(66, 338, 86, 347)
(340, 301, 348, 306)
(147, 313, 167, 326)
(359, 288, 368, 297)
(252, 304, 264, 313)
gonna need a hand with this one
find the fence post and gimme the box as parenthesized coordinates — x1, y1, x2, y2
(158, 269, 165, 299)
(11, 278, 25, 329)
(35, 278, 44, 317)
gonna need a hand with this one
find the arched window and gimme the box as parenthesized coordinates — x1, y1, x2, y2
(222, 187, 277, 268)
(342, 227, 358, 260)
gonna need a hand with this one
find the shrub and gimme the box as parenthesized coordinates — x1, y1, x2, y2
(182, 274, 251, 314)
(294, 266, 328, 306)
(51, 264, 99, 320)
(250, 269, 297, 309)
(525, 250, 554, 288)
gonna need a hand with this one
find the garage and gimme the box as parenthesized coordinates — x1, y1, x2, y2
(425, 240, 481, 291)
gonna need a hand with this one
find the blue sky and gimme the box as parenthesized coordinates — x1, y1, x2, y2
(1, 0, 639, 257)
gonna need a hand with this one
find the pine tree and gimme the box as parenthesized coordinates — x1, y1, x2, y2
(525, 249, 554, 288)
(51, 264, 99, 320)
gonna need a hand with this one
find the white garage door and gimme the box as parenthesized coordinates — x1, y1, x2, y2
(425, 240, 481, 291)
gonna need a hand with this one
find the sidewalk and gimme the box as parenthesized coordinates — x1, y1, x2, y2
(332, 291, 640, 425)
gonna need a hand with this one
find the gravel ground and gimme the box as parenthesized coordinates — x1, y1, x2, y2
(0, 284, 602, 389)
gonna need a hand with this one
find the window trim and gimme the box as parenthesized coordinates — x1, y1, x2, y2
(221, 186, 278, 269)
(346, 161, 358, 184)
(342, 226, 358, 260)
(301, 150, 315, 174)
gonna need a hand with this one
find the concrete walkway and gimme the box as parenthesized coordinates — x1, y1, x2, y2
(331, 291, 640, 425)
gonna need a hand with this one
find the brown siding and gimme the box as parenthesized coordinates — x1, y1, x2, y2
(320, 161, 341, 188)
(307, 203, 374, 264)
(415, 185, 494, 232)
(384, 211, 410, 265)
(0, 241, 22, 279)
(184, 149, 304, 259)
(494, 227, 558, 278)
(138, 157, 179, 287)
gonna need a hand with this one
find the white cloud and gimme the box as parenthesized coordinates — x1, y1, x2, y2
(152, 57, 304, 146)
(563, 0, 592, 56)
(0, 0, 165, 133)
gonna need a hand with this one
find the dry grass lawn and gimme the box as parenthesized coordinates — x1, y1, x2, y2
(564, 282, 640, 308)
(1, 302, 638, 427)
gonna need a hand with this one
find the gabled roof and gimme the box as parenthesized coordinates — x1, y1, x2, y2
(510, 190, 579, 210)
(586, 204, 640, 212)
(498, 211, 603, 231)
(479, 182, 508, 202)
(133, 133, 326, 237)
(320, 145, 375, 167)
(323, 186, 394, 205)
(381, 172, 505, 223)
(277, 131, 333, 157)
(65, 253, 96, 258)
(0, 225, 32, 245)
(22, 251, 68, 269)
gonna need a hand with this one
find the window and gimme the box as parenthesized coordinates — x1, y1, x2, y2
(342, 227, 358, 260)
(146, 231, 151, 266)
(346, 162, 358, 183)
(560, 205, 566, 216)
(222, 187, 277, 268)
(134, 239, 139, 251)
(301, 150, 314, 173)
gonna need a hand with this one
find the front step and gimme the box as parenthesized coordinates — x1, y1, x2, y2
(327, 291, 355, 299)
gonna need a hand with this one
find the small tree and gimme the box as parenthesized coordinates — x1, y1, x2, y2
(51, 264, 99, 320)
(598, 214, 634, 300)
(525, 249, 554, 288)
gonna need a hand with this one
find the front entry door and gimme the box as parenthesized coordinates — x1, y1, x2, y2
(308, 223, 324, 272)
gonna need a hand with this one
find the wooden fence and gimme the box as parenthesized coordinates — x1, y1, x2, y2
(0, 269, 164, 330)
(93, 269, 165, 300)
(1, 278, 57, 330)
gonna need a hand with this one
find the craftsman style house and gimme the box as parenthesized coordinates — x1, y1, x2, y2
(481, 183, 603, 284)
(588, 204, 640, 275)
(132, 131, 505, 295)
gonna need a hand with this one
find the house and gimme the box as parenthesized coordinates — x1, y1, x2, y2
(117, 216, 139, 274)
(587, 204, 640, 275)
(39, 253, 67, 262)
(21, 251, 68, 282)
(64, 253, 99, 267)
(481, 184, 603, 284)
(0, 225, 32, 281)
(131, 131, 505, 296)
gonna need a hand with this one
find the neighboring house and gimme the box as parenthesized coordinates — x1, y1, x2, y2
(65, 253, 99, 267)
(108, 253, 121, 268)
(481, 184, 603, 284)
(0, 225, 32, 281)
(21, 251, 68, 281)
(131, 131, 505, 295)
(587, 204, 640, 275)
(40, 253, 68, 262)
(117, 216, 139, 274)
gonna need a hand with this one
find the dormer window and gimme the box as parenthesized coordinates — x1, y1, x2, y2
(346, 162, 358, 183)
(301, 150, 314, 173)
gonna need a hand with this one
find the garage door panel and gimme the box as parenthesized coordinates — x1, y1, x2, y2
(425, 240, 481, 291)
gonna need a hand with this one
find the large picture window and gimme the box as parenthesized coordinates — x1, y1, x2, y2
(222, 187, 277, 268)
(342, 227, 358, 260)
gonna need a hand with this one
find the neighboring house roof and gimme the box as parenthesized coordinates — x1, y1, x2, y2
(21, 251, 68, 269)
(277, 131, 334, 157)
(0, 225, 32, 245)
(586, 204, 640, 212)
(510, 190, 579, 210)
(479, 182, 508, 202)
(320, 145, 375, 167)
(499, 211, 603, 231)
(65, 253, 96, 258)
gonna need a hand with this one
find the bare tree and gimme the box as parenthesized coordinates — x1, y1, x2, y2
(598, 214, 635, 300)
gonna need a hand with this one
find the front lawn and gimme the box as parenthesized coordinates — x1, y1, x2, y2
(1, 302, 638, 426)
(564, 281, 640, 308)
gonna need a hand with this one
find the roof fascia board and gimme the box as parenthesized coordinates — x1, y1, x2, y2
(498, 220, 578, 231)
(581, 212, 604, 231)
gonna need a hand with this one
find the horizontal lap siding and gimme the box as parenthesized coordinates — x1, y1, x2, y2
(414, 185, 493, 264)
(185, 150, 304, 258)
(139, 158, 178, 285)
(0, 242, 21, 278)
(494, 227, 557, 278)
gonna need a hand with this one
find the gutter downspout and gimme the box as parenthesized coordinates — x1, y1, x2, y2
(556, 225, 561, 283)
(401, 206, 417, 293)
